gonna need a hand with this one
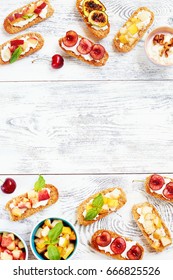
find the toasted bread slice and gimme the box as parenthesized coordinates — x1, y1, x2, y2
(76, 0, 110, 39)
(91, 229, 144, 260)
(145, 175, 173, 203)
(114, 7, 154, 52)
(59, 32, 109, 67)
(5, 185, 59, 221)
(132, 202, 172, 252)
(4, 0, 54, 34)
(77, 187, 127, 226)
(0, 32, 44, 65)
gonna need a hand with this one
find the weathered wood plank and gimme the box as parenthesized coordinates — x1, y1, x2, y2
(0, 0, 173, 81)
(0, 81, 173, 174)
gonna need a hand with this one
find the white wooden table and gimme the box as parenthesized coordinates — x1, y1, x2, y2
(0, 0, 173, 260)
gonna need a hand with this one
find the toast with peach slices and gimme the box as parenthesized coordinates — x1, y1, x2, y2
(91, 230, 144, 260)
(114, 7, 154, 52)
(76, 0, 110, 39)
(145, 174, 173, 203)
(0, 32, 44, 65)
(4, 0, 54, 34)
(132, 202, 172, 252)
(77, 187, 126, 226)
(5, 176, 58, 221)
(59, 30, 109, 66)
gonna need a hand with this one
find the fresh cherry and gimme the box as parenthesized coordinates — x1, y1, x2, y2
(127, 245, 142, 260)
(96, 231, 111, 247)
(77, 38, 93, 55)
(149, 174, 165, 190)
(1, 178, 16, 194)
(110, 237, 126, 254)
(163, 182, 173, 199)
(90, 44, 105, 60)
(51, 54, 64, 69)
(62, 30, 78, 47)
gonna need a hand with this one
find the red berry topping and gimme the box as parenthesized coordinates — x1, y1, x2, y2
(7, 15, 15, 22)
(110, 237, 126, 254)
(1, 178, 16, 194)
(34, 8, 42, 14)
(14, 13, 23, 19)
(11, 40, 24, 47)
(77, 38, 93, 55)
(149, 174, 165, 190)
(51, 54, 64, 69)
(163, 182, 173, 199)
(62, 31, 78, 47)
(37, 2, 47, 10)
(38, 189, 50, 201)
(90, 44, 105, 60)
(95, 231, 111, 247)
(127, 245, 142, 260)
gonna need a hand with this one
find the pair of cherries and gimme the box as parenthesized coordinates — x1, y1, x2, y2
(149, 174, 173, 199)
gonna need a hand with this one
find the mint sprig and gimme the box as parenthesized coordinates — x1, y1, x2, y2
(85, 194, 104, 221)
(34, 175, 45, 192)
(10, 46, 23, 64)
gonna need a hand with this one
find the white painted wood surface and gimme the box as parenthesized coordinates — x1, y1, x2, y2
(0, 174, 173, 260)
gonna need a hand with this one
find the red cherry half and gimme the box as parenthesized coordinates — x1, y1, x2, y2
(127, 245, 142, 260)
(110, 237, 126, 254)
(90, 44, 105, 60)
(62, 31, 78, 47)
(77, 38, 93, 55)
(1, 178, 16, 194)
(163, 182, 173, 199)
(51, 54, 64, 69)
(149, 174, 165, 190)
(95, 231, 111, 247)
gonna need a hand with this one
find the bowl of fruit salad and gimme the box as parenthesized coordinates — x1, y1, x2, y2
(30, 218, 78, 260)
(0, 231, 28, 260)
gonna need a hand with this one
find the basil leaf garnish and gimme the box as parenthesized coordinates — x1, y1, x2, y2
(85, 208, 98, 221)
(10, 46, 23, 64)
(34, 175, 46, 192)
(47, 245, 60, 260)
(48, 222, 63, 243)
(92, 194, 104, 209)
(23, 14, 34, 19)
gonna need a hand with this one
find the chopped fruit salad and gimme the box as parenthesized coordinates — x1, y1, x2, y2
(95, 231, 143, 260)
(9, 175, 51, 218)
(62, 30, 105, 61)
(33, 219, 77, 260)
(137, 205, 172, 250)
(149, 174, 173, 200)
(117, 9, 152, 47)
(0, 232, 26, 260)
(80, 0, 109, 30)
(7, 1, 48, 27)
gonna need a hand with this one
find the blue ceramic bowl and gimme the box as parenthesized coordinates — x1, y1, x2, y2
(0, 230, 28, 260)
(30, 218, 78, 260)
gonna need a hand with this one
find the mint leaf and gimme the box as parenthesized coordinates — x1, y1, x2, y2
(92, 194, 104, 209)
(48, 222, 63, 243)
(22, 14, 34, 19)
(10, 46, 23, 64)
(85, 208, 98, 221)
(34, 175, 45, 192)
(47, 245, 60, 260)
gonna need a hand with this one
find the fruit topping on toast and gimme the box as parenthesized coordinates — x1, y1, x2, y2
(92, 230, 144, 260)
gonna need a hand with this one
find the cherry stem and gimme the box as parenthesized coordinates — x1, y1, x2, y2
(132, 180, 145, 183)
(32, 58, 50, 64)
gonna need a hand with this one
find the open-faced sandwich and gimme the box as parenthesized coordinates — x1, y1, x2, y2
(145, 174, 173, 202)
(4, 0, 54, 34)
(5, 175, 59, 221)
(59, 30, 109, 66)
(76, 0, 110, 39)
(0, 32, 44, 65)
(114, 7, 154, 52)
(77, 187, 127, 226)
(132, 202, 172, 252)
(91, 230, 144, 260)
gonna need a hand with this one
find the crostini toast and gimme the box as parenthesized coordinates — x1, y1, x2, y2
(114, 7, 154, 52)
(76, 0, 110, 39)
(5, 176, 59, 221)
(132, 202, 172, 252)
(4, 0, 54, 34)
(0, 32, 44, 65)
(59, 30, 109, 66)
(77, 187, 127, 226)
(91, 229, 144, 260)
